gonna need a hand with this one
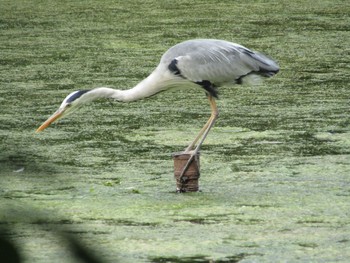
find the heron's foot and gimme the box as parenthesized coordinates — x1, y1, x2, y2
(183, 149, 195, 155)
(184, 141, 202, 154)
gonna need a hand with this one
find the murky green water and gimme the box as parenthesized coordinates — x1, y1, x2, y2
(1, 0, 350, 262)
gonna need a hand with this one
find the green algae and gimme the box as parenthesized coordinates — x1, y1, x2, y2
(1, 0, 350, 262)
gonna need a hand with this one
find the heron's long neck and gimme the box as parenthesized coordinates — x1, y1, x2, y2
(91, 69, 176, 102)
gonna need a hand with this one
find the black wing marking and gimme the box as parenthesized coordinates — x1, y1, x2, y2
(195, 80, 219, 98)
(168, 59, 182, 76)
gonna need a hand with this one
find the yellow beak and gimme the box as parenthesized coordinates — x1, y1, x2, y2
(36, 111, 63, 132)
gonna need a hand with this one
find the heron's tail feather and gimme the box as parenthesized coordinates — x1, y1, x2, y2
(236, 49, 279, 86)
(250, 51, 279, 76)
(240, 48, 279, 76)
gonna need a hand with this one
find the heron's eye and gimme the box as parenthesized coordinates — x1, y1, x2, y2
(65, 103, 72, 108)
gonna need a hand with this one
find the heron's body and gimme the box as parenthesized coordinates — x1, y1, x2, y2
(37, 39, 279, 177)
(163, 39, 278, 86)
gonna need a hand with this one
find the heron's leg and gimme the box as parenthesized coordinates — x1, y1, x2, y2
(184, 117, 212, 152)
(184, 95, 219, 153)
(180, 96, 219, 180)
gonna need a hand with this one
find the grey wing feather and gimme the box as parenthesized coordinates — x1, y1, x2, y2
(162, 39, 279, 85)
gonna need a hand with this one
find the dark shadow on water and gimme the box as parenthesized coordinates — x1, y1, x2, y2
(0, 230, 22, 263)
(0, 137, 59, 175)
(0, 205, 264, 263)
(102, 218, 159, 227)
(288, 132, 346, 156)
(64, 234, 105, 263)
(149, 253, 261, 263)
(0, 224, 106, 263)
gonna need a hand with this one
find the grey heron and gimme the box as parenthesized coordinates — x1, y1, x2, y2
(36, 39, 279, 174)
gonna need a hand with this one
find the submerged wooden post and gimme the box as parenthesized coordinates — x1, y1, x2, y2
(172, 152, 200, 192)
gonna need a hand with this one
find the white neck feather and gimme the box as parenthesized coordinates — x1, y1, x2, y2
(87, 67, 184, 103)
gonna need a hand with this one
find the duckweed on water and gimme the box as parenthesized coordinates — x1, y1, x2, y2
(1, 0, 350, 262)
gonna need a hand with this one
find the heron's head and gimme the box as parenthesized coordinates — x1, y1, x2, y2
(36, 90, 90, 132)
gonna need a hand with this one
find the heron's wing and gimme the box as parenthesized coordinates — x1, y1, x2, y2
(166, 40, 278, 85)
